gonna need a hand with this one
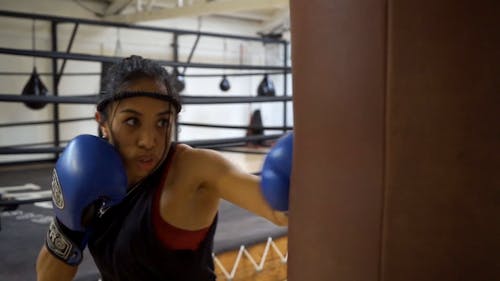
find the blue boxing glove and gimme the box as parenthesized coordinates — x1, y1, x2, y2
(260, 133, 293, 211)
(46, 134, 127, 265)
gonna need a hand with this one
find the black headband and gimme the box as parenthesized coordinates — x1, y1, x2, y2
(97, 91, 182, 113)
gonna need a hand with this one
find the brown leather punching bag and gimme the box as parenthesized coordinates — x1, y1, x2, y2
(288, 1, 500, 281)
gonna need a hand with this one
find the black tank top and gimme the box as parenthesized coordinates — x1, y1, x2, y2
(88, 147, 217, 281)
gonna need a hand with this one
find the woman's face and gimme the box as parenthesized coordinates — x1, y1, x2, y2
(98, 77, 175, 186)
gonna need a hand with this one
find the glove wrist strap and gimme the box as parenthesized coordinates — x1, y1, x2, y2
(45, 218, 84, 266)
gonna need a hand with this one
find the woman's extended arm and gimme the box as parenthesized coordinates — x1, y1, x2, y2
(36, 245, 78, 281)
(196, 149, 288, 226)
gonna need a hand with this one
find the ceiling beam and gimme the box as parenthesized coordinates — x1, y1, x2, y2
(259, 8, 290, 34)
(104, 0, 135, 16)
(214, 11, 273, 22)
(105, 0, 289, 22)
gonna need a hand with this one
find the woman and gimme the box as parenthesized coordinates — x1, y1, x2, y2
(36, 55, 289, 281)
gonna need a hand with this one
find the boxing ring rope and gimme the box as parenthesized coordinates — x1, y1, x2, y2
(212, 148, 268, 155)
(0, 118, 292, 131)
(0, 94, 292, 104)
(0, 47, 290, 71)
(0, 93, 98, 104)
(0, 134, 284, 154)
(0, 71, 287, 78)
(185, 71, 287, 77)
(179, 122, 292, 131)
(0, 71, 101, 76)
(0, 117, 94, 128)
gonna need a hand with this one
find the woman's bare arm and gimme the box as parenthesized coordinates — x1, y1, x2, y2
(197, 149, 288, 226)
(36, 245, 78, 281)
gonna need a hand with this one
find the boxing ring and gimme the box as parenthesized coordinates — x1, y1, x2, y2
(0, 10, 291, 281)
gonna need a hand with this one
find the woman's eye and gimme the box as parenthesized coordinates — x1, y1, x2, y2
(157, 119, 169, 128)
(125, 118, 138, 126)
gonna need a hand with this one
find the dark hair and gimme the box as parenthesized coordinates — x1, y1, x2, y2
(97, 55, 182, 115)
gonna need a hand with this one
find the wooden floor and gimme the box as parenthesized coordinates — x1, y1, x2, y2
(214, 236, 288, 281)
(216, 150, 288, 281)
(218, 149, 268, 173)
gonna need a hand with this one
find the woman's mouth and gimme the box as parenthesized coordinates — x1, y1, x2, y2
(136, 156, 156, 171)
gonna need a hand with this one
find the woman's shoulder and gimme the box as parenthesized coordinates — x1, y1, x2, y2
(173, 144, 230, 172)
(174, 143, 223, 161)
(173, 143, 202, 161)
(167, 144, 229, 194)
(173, 143, 191, 155)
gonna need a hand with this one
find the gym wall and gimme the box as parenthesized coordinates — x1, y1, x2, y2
(0, 0, 293, 163)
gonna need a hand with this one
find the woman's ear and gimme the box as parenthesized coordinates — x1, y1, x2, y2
(95, 111, 109, 138)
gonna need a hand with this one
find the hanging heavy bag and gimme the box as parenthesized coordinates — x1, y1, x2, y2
(22, 66, 48, 110)
(246, 109, 265, 146)
(257, 74, 276, 97)
(219, 75, 230, 92)
(170, 67, 185, 93)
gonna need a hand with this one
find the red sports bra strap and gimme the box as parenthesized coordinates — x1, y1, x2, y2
(152, 145, 210, 250)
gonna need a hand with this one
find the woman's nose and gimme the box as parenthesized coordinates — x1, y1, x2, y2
(137, 128, 156, 150)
